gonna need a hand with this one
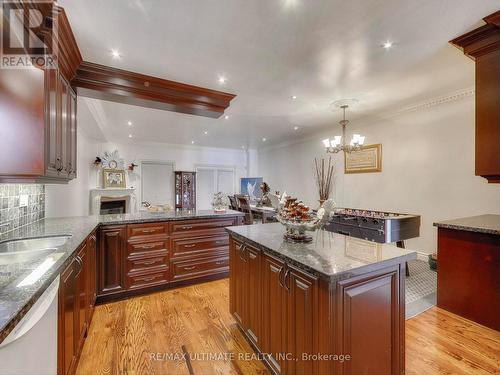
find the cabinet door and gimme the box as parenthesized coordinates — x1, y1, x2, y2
(246, 246, 262, 349)
(76, 243, 89, 350)
(286, 267, 318, 375)
(87, 233, 97, 316)
(67, 86, 77, 179)
(45, 68, 60, 177)
(262, 254, 287, 374)
(58, 260, 77, 375)
(98, 226, 126, 296)
(229, 240, 247, 327)
(58, 74, 70, 176)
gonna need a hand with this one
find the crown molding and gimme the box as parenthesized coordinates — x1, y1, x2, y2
(260, 87, 475, 152)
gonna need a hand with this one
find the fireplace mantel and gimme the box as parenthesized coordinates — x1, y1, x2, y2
(90, 188, 137, 215)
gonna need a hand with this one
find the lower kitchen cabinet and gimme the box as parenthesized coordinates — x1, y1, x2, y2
(58, 233, 97, 375)
(96, 216, 239, 302)
(98, 226, 126, 297)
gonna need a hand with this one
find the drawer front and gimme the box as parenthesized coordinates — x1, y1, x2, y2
(171, 218, 236, 236)
(127, 241, 168, 257)
(171, 256, 229, 282)
(127, 223, 168, 240)
(171, 235, 229, 259)
(126, 269, 169, 289)
(127, 252, 169, 274)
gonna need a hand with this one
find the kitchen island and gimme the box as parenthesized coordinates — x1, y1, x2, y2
(226, 223, 417, 375)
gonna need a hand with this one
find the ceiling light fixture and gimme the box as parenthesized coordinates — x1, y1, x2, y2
(293, 126, 299, 130)
(262, 137, 267, 142)
(128, 134, 133, 138)
(127, 121, 132, 126)
(218, 76, 227, 84)
(224, 115, 229, 120)
(291, 95, 297, 100)
(191, 140, 195, 144)
(111, 49, 122, 59)
(323, 104, 365, 154)
(204, 131, 208, 135)
(382, 41, 393, 49)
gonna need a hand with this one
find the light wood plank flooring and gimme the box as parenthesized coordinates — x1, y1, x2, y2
(77, 279, 500, 375)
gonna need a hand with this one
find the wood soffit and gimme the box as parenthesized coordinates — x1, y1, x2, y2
(449, 10, 500, 59)
(72, 62, 236, 118)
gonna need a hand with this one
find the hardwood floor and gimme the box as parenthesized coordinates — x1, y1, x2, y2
(77, 279, 500, 375)
(406, 307, 500, 375)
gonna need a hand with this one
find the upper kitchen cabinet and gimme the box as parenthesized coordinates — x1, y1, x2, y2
(0, 5, 81, 183)
(450, 11, 500, 183)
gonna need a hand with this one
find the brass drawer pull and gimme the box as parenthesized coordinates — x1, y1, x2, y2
(141, 229, 157, 233)
(140, 244, 157, 249)
(215, 261, 226, 265)
(181, 225, 193, 230)
(184, 244, 196, 248)
(183, 266, 196, 271)
(138, 259, 159, 266)
(215, 240, 225, 245)
(137, 275, 160, 282)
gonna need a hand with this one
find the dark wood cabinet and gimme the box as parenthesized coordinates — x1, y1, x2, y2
(97, 216, 240, 302)
(450, 11, 500, 183)
(75, 243, 88, 352)
(98, 226, 126, 297)
(229, 235, 406, 375)
(0, 67, 78, 183)
(174, 171, 196, 209)
(58, 259, 78, 375)
(58, 232, 97, 375)
(261, 254, 287, 374)
(87, 232, 97, 318)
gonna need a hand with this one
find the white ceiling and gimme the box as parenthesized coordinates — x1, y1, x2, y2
(60, 0, 498, 149)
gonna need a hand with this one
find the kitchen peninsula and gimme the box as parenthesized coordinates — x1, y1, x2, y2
(0, 209, 243, 374)
(227, 223, 417, 375)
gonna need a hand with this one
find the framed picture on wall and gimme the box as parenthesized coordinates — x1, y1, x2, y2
(344, 144, 382, 174)
(240, 177, 263, 200)
(103, 169, 126, 189)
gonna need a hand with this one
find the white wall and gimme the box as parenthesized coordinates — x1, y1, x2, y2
(258, 94, 500, 255)
(45, 127, 99, 217)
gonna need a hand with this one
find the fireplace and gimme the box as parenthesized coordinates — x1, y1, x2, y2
(100, 198, 127, 215)
(90, 188, 136, 216)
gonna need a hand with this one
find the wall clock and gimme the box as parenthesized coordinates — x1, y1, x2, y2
(101, 150, 125, 170)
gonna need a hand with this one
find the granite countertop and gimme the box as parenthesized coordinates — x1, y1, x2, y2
(0, 209, 243, 344)
(226, 223, 417, 281)
(434, 214, 500, 235)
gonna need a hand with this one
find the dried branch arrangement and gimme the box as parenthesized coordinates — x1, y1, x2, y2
(314, 157, 334, 202)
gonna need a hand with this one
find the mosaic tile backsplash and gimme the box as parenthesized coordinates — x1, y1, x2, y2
(0, 184, 45, 235)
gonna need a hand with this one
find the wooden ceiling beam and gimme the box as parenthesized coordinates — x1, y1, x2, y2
(72, 61, 236, 118)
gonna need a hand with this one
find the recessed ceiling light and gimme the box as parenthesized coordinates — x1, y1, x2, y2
(224, 115, 229, 120)
(128, 134, 132, 138)
(382, 41, 393, 49)
(218, 76, 227, 84)
(291, 95, 297, 100)
(127, 121, 132, 126)
(241, 145, 245, 149)
(293, 126, 299, 130)
(262, 137, 267, 142)
(111, 49, 122, 59)
(191, 140, 195, 144)
(204, 131, 208, 135)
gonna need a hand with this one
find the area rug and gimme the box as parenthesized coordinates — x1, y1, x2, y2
(405, 259, 437, 319)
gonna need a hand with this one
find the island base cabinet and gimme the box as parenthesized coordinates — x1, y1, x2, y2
(229, 235, 407, 375)
(98, 226, 126, 297)
(335, 266, 404, 375)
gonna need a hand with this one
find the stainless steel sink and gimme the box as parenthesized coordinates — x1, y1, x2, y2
(0, 235, 71, 265)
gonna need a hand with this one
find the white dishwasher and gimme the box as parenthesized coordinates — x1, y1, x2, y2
(0, 275, 59, 375)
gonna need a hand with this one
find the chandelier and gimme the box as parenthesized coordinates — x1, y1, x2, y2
(323, 105, 365, 154)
